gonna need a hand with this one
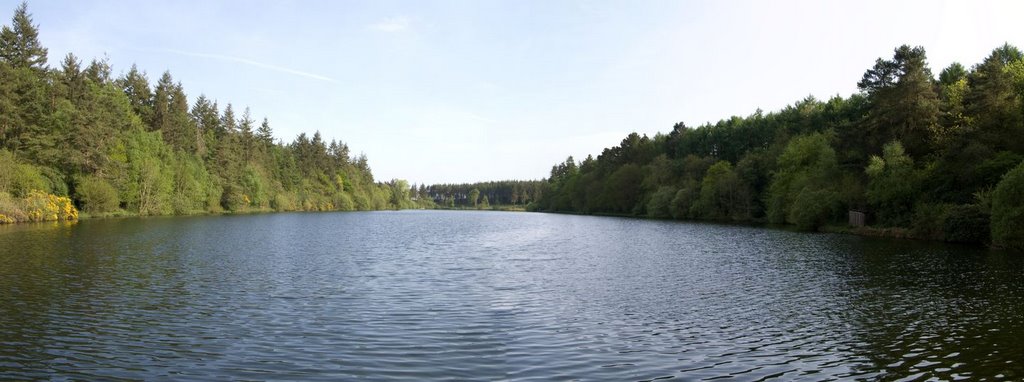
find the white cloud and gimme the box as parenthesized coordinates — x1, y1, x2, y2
(369, 16, 411, 33)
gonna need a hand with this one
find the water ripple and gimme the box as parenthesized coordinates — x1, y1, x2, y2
(1, 211, 1023, 380)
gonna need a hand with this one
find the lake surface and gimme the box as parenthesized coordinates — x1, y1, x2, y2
(1, 210, 1022, 381)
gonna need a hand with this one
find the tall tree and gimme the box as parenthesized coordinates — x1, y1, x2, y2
(0, 2, 47, 70)
(238, 107, 255, 161)
(84, 57, 112, 84)
(857, 45, 941, 158)
(165, 82, 195, 153)
(965, 44, 1024, 152)
(865, 141, 920, 226)
(58, 53, 84, 102)
(468, 188, 480, 207)
(150, 71, 174, 132)
(257, 117, 273, 146)
(190, 95, 218, 158)
(0, 2, 48, 152)
(937, 62, 970, 144)
(118, 64, 153, 123)
(765, 132, 841, 229)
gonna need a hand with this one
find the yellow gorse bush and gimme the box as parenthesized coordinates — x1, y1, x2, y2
(20, 190, 78, 223)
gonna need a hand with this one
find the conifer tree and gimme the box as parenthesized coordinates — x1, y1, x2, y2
(0, 2, 47, 70)
(965, 44, 1024, 152)
(118, 64, 153, 122)
(256, 117, 273, 146)
(150, 71, 174, 132)
(190, 95, 218, 158)
(858, 45, 941, 158)
(167, 82, 195, 153)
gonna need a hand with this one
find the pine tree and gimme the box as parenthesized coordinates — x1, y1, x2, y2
(220, 103, 236, 134)
(190, 95, 218, 158)
(238, 107, 255, 161)
(84, 57, 112, 84)
(166, 82, 195, 153)
(118, 64, 153, 122)
(965, 44, 1024, 152)
(0, 2, 48, 152)
(857, 45, 941, 158)
(150, 71, 174, 132)
(256, 117, 273, 146)
(0, 2, 47, 70)
(58, 53, 84, 103)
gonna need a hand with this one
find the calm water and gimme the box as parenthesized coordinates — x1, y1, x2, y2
(1, 210, 1022, 381)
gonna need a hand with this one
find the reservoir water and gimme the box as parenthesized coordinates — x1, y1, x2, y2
(1, 210, 1022, 380)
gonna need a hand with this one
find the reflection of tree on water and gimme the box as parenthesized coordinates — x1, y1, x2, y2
(3, 214, 1024, 380)
(0, 218, 200, 380)
(837, 238, 1024, 379)
(1, 221, 86, 376)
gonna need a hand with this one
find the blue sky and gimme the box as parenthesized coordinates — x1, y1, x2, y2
(4, 1, 1023, 185)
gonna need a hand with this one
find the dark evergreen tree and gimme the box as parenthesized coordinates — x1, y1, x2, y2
(118, 64, 153, 122)
(857, 45, 941, 158)
(0, 2, 47, 70)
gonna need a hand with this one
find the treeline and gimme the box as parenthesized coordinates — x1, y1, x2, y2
(0, 3, 422, 223)
(534, 44, 1024, 251)
(422, 180, 545, 209)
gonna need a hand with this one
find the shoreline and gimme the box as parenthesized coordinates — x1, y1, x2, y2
(5, 206, 1010, 252)
(537, 209, 1008, 251)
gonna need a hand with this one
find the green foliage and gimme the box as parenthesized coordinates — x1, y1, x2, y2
(694, 161, 749, 220)
(0, 149, 46, 197)
(75, 175, 119, 213)
(646, 186, 676, 219)
(992, 161, 1024, 250)
(865, 141, 920, 226)
(424, 180, 545, 209)
(735, 149, 774, 219)
(240, 164, 270, 209)
(220, 184, 249, 212)
(0, 2, 47, 70)
(171, 153, 216, 213)
(766, 132, 841, 229)
(271, 191, 296, 212)
(387, 179, 411, 209)
(2, 2, 1022, 248)
(124, 128, 173, 215)
(942, 204, 990, 244)
(0, 2, 418, 222)
(0, 192, 25, 222)
(858, 45, 940, 157)
(910, 203, 950, 240)
(468, 188, 480, 207)
(333, 191, 355, 211)
(966, 45, 1024, 153)
(788, 188, 841, 231)
(606, 164, 644, 214)
(670, 182, 699, 220)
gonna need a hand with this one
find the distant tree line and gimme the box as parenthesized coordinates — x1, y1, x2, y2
(0, 3, 421, 222)
(421, 180, 545, 209)
(533, 44, 1024, 251)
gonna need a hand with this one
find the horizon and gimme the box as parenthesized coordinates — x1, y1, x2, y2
(5, 0, 1023, 185)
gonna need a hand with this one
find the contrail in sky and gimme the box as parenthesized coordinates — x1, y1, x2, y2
(158, 48, 339, 84)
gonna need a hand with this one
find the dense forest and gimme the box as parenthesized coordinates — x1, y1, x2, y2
(2, 3, 1022, 252)
(419, 180, 545, 209)
(0, 3, 429, 223)
(533, 43, 1024, 251)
